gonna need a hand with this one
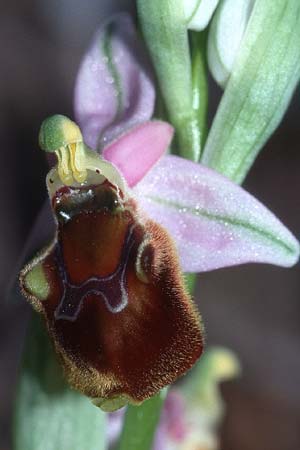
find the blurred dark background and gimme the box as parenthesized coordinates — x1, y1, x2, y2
(0, 1, 299, 449)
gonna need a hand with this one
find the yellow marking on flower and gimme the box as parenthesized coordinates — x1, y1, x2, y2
(61, 118, 82, 145)
(55, 146, 73, 185)
(55, 142, 87, 185)
(55, 124, 87, 185)
(40, 114, 128, 194)
(39, 115, 89, 185)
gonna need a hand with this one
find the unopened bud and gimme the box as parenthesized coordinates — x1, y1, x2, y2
(184, 0, 220, 31)
(208, 0, 255, 87)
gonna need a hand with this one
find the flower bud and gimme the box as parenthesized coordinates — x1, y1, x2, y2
(208, 0, 255, 87)
(202, 0, 300, 183)
(184, 0, 220, 31)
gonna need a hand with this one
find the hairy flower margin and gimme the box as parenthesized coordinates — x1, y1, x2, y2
(19, 13, 299, 413)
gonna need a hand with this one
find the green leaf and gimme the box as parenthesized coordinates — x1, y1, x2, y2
(202, 0, 300, 182)
(13, 314, 106, 450)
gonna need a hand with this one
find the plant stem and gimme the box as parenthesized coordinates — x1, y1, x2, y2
(190, 30, 209, 150)
(116, 390, 167, 450)
(137, 0, 201, 161)
(117, 10, 209, 450)
(115, 277, 197, 450)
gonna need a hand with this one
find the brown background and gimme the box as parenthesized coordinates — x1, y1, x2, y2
(0, 1, 299, 449)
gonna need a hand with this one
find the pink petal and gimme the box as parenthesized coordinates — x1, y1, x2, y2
(74, 13, 155, 150)
(103, 121, 174, 187)
(134, 155, 299, 272)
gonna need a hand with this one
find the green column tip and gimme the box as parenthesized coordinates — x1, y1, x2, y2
(39, 115, 82, 152)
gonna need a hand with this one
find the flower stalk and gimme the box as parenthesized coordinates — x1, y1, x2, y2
(137, 0, 201, 161)
(190, 29, 209, 148)
(116, 390, 167, 450)
(116, 11, 210, 449)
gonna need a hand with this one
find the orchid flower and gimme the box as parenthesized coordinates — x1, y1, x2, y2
(19, 110, 299, 413)
(20, 114, 204, 413)
(19, 13, 299, 415)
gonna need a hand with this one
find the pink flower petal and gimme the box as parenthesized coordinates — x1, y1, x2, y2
(103, 121, 174, 187)
(74, 13, 155, 150)
(134, 155, 299, 272)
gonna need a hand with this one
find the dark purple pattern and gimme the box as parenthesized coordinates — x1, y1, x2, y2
(54, 225, 135, 321)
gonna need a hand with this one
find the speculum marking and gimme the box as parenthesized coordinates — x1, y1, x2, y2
(54, 225, 135, 321)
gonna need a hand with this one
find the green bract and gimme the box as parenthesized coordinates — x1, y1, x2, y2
(202, 0, 300, 182)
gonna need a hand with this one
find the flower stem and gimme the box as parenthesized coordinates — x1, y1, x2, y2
(137, 0, 201, 161)
(190, 30, 209, 150)
(116, 271, 198, 450)
(116, 389, 167, 450)
(117, 9, 209, 450)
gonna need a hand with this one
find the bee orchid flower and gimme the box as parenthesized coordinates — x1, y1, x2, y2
(19, 13, 299, 413)
(19, 112, 299, 411)
(20, 115, 204, 413)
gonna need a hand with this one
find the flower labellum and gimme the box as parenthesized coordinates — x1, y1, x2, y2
(20, 115, 204, 411)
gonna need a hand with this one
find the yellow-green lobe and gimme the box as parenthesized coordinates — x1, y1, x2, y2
(24, 264, 49, 301)
(39, 115, 82, 152)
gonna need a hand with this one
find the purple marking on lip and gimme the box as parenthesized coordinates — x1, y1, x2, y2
(54, 225, 135, 321)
